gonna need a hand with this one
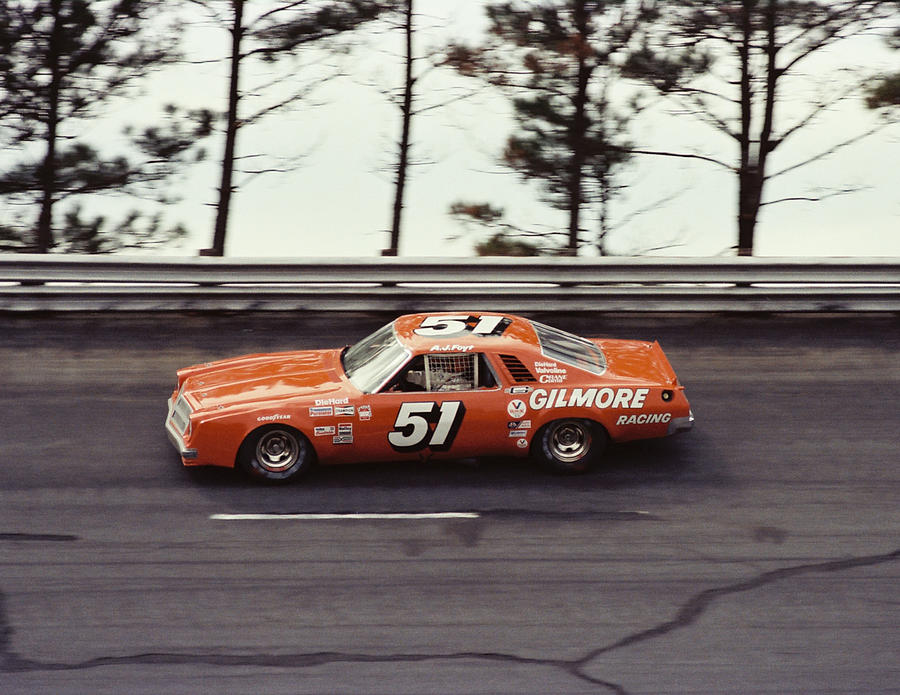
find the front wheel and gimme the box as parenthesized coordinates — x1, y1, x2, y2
(532, 419, 607, 474)
(238, 426, 314, 482)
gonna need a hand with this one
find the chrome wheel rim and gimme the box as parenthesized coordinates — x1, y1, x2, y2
(549, 421, 590, 463)
(256, 429, 300, 472)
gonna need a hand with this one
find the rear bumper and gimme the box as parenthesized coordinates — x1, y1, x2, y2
(667, 410, 694, 435)
(166, 396, 198, 460)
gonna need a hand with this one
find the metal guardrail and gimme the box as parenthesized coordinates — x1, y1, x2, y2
(0, 255, 898, 312)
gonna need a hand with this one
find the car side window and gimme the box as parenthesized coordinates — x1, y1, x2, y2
(476, 353, 498, 388)
(385, 353, 497, 392)
(395, 355, 427, 392)
(426, 352, 476, 391)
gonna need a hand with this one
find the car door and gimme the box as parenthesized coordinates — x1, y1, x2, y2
(356, 351, 512, 462)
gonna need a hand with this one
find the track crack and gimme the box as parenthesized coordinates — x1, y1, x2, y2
(2, 548, 898, 694)
(577, 548, 900, 667)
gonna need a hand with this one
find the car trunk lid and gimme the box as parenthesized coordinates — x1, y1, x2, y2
(591, 339, 679, 386)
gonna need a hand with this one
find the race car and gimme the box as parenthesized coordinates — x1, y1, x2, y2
(166, 313, 693, 481)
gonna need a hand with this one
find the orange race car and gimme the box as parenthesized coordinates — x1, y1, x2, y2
(166, 313, 693, 481)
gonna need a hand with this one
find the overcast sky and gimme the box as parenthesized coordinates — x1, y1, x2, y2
(80, 0, 900, 257)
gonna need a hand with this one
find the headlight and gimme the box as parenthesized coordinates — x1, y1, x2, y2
(172, 396, 193, 434)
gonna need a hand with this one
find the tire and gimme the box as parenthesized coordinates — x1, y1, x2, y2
(238, 426, 314, 482)
(532, 419, 607, 474)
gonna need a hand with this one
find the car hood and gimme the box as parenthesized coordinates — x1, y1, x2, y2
(178, 349, 347, 410)
(592, 339, 679, 386)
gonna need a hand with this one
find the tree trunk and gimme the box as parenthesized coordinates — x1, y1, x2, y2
(737, 168, 762, 256)
(566, 1, 591, 256)
(735, 0, 779, 257)
(597, 163, 610, 256)
(36, 0, 64, 254)
(386, 0, 414, 256)
(740, 0, 779, 257)
(209, 0, 244, 257)
(735, 0, 755, 256)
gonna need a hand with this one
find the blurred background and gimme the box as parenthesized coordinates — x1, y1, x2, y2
(1, 0, 898, 259)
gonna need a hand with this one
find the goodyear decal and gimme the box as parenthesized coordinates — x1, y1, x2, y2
(257, 414, 291, 422)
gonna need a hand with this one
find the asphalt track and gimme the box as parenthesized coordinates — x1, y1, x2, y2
(0, 312, 898, 695)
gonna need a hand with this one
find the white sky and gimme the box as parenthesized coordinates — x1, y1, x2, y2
(13, 0, 900, 257)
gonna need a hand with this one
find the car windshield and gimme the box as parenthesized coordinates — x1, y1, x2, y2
(532, 320, 607, 375)
(343, 321, 410, 393)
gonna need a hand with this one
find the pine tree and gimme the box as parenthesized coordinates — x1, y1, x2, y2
(191, 0, 397, 256)
(447, 1, 650, 255)
(622, 0, 900, 255)
(0, 0, 205, 253)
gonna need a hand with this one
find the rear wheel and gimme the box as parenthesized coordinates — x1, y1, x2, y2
(532, 419, 606, 474)
(239, 426, 314, 482)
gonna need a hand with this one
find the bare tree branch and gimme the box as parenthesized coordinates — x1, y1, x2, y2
(627, 147, 734, 171)
(761, 185, 868, 206)
(769, 121, 892, 179)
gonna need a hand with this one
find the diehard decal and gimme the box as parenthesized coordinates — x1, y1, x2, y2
(335, 405, 355, 417)
(358, 404, 372, 421)
(314, 425, 336, 437)
(309, 406, 333, 417)
(528, 387, 650, 411)
(315, 397, 349, 406)
(507, 399, 527, 418)
(616, 413, 672, 425)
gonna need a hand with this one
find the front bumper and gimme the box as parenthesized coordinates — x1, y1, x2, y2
(667, 410, 694, 435)
(166, 396, 198, 460)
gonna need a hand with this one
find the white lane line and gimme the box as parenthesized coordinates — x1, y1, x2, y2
(210, 512, 481, 521)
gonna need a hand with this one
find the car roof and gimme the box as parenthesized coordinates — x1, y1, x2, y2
(392, 312, 540, 353)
